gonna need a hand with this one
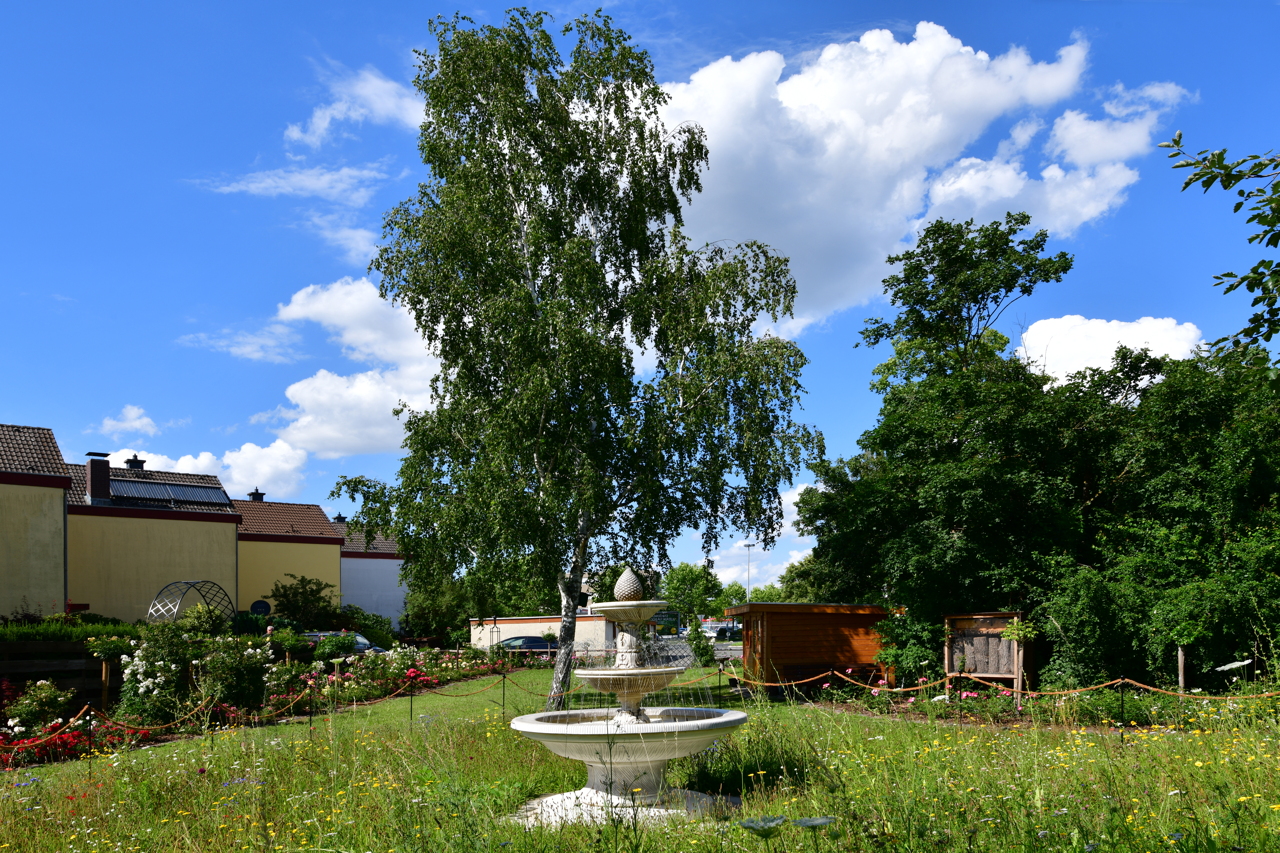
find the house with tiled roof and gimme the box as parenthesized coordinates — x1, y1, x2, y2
(1, 421, 358, 624)
(332, 516, 405, 628)
(66, 453, 240, 622)
(232, 491, 343, 613)
(0, 424, 72, 616)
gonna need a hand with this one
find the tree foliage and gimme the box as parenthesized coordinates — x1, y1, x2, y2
(660, 562, 723, 620)
(859, 212, 1072, 389)
(1161, 131, 1280, 355)
(335, 10, 820, 707)
(799, 214, 1280, 688)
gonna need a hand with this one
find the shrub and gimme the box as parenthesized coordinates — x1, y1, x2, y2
(265, 574, 340, 628)
(195, 636, 274, 711)
(314, 633, 358, 662)
(686, 623, 717, 667)
(176, 603, 227, 636)
(2, 680, 74, 737)
(339, 603, 395, 648)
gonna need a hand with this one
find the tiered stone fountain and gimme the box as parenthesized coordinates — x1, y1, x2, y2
(510, 568, 747, 824)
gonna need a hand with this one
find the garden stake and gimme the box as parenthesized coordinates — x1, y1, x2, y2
(501, 672, 506, 716)
(1119, 676, 1125, 744)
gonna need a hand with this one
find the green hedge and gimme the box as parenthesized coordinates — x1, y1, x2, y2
(0, 621, 141, 643)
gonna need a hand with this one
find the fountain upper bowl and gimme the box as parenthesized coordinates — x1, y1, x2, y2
(590, 600, 668, 624)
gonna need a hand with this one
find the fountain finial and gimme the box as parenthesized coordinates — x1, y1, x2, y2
(613, 566, 645, 602)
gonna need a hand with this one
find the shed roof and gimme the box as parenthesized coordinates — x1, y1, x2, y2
(0, 424, 68, 477)
(232, 500, 341, 538)
(723, 603, 888, 617)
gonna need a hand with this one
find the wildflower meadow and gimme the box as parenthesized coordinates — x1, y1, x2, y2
(4, 667, 1280, 852)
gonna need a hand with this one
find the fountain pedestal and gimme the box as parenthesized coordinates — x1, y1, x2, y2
(508, 570, 748, 825)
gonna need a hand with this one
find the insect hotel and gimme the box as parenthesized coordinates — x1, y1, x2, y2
(944, 611, 1031, 694)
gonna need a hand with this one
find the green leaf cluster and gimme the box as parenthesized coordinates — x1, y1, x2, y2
(1161, 132, 1280, 358)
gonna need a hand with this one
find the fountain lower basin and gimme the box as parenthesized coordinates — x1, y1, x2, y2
(510, 706, 747, 818)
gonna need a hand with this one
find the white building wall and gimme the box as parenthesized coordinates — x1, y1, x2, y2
(340, 555, 405, 628)
(470, 614, 614, 650)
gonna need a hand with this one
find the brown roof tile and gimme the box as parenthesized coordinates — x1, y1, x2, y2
(331, 521, 400, 555)
(232, 500, 341, 538)
(66, 463, 235, 512)
(0, 424, 68, 477)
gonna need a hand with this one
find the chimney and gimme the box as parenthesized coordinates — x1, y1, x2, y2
(333, 513, 346, 523)
(85, 452, 111, 500)
(124, 454, 145, 470)
(248, 487, 265, 502)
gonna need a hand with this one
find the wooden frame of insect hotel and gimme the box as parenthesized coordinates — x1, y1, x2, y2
(944, 611, 1031, 694)
(724, 603, 889, 690)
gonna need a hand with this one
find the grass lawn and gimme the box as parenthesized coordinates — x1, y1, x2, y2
(5, 668, 1280, 852)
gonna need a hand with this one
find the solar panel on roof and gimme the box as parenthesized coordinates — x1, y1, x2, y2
(109, 479, 171, 500)
(166, 484, 231, 505)
(109, 479, 230, 505)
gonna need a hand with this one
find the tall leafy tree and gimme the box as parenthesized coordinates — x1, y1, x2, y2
(335, 10, 820, 707)
(660, 562, 723, 621)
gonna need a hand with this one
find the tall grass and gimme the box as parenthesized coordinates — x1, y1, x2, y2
(5, 669, 1280, 852)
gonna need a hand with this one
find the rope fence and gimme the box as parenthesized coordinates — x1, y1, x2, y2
(726, 662, 1280, 702)
(8, 658, 1280, 763)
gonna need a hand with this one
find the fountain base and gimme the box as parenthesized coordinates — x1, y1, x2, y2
(509, 706, 747, 825)
(515, 785, 740, 826)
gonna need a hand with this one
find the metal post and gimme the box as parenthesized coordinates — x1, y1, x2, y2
(502, 673, 506, 716)
(744, 542, 756, 602)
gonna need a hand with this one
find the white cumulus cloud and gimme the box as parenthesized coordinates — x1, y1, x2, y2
(660, 23, 1185, 331)
(109, 439, 309, 501)
(1018, 315, 1204, 381)
(97, 405, 159, 440)
(263, 277, 438, 458)
(211, 164, 388, 207)
(285, 64, 422, 148)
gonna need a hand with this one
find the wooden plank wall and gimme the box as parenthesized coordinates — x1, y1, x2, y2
(744, 612, 886, 685)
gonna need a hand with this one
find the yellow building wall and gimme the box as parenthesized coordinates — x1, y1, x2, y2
(0, 483, 65, 617)
(67, 515, 238, 623)
(236, 540, 341, 612)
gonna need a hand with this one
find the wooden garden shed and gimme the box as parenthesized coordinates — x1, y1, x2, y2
(944, 611, 1030, 692)
(724, 603, 888, 687)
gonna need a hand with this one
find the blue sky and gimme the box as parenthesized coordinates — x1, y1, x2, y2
(3, 2, 1276, 591)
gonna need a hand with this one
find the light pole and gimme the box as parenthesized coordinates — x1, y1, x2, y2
(744, 542, 756, 603)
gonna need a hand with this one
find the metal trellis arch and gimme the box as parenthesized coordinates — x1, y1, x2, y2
(146, 580, 237, 623)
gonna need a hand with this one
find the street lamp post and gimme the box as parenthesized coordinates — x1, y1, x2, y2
(744, 542, 756, 603)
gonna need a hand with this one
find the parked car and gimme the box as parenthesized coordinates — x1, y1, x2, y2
(302, 631, 386, 655)
(715, 626, 743, 642)
(497, 635, 558, 652)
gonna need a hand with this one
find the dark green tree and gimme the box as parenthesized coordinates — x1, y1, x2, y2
(859, 212, 1073, 388)
(335, 10, 820, 707)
